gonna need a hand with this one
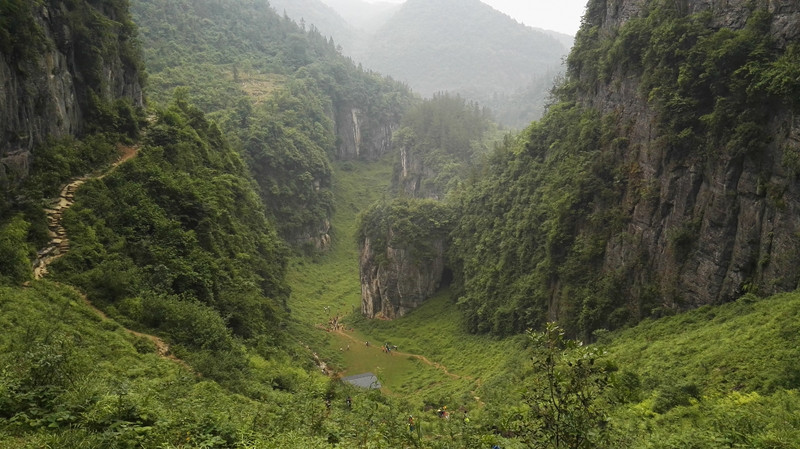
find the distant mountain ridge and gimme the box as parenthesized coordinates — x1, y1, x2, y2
(363, 0, 566, 96)
(318, 0, 400, 33)
(276, 0, 571, 126)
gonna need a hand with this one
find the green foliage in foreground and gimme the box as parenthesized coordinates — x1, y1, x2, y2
(3, 281, 800, 448)
(48, 97, 290, 384)
(601, 291, 800, 448)
(0, 283, 525, 449)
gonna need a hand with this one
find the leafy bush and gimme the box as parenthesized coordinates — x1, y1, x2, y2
(0, 215, 33, 285)
(357, 198, 454, 263)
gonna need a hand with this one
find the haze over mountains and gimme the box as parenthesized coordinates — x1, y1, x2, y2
(270, 0, 572, 127)
(319, 0, 401, 33)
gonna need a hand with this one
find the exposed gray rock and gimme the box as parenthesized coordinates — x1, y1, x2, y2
(360, 233, 446, 319)
(575, 0, 800, 314)
(335, 105, 398, 160)
(290, 218, 332, 251)
(0, 1, 143, 184)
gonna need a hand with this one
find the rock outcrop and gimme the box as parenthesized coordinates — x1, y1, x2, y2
(334, 105, 398, 160)
(0, 0, 144, 184)
(578, 0, 800, 309)
(360, 234, 446, 319)
(358, 199, 452, 319)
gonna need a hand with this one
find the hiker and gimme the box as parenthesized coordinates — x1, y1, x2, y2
(408, 415, 415, 432)
(463, 410, 470, 424)
(346, 396, 352, 408)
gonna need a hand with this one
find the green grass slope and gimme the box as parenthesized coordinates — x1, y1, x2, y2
(0, 282, 325, 448)
(602, 292, 800, 448)
(605, 292, 800, 395)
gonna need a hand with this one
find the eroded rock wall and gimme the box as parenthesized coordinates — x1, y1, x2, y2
(335, 105, 397, 160)
(360, 234, 446, 319)
(0, 0, 143, 183)
(579, 0, 800, 310)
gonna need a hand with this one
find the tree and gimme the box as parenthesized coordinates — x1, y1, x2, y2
(0, 215, 32, 285)
(523, 323, 612, 448)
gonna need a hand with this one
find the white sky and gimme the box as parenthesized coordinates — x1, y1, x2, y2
(369, 0, 587, 36)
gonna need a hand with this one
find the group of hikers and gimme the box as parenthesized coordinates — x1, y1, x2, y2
(407, 407, 473, 431)
(326, 314, 344, 332)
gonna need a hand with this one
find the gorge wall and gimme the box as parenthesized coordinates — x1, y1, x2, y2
(334, 104, 398, 160)
(0, 0, 144, 184)
(360, 234, 446, 319)
(448, 0, 800, 337)
(580, 0, 800, 309)
(357, 200, 452, 319)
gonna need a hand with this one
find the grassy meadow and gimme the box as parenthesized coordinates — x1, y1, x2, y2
(285, 156, 524, 407)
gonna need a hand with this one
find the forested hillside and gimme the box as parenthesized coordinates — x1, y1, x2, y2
(449, 0, 800, 339)
(0, 0, 145, 284)
(131, 0, 415, 247)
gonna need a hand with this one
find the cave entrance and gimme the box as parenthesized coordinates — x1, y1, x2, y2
(440, 267, 454, 288)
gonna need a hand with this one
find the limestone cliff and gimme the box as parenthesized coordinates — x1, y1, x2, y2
(360, 234, 446, 319)
(334, 104, 398, 160)
(448, 0, 800, 337)
(0, 0, 144, 184)
(357, 199, 452, 319)
(574, 0, 800, 308)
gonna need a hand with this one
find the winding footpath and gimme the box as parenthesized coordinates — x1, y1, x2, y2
(331, 327, 486, 405)
(29, 144, 185, 365)
(33, 145, 139, 279)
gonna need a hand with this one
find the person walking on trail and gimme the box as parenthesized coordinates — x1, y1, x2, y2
(408, 415, 415, 432)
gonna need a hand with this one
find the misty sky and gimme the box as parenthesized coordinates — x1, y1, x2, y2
(369, 0, 587, 36)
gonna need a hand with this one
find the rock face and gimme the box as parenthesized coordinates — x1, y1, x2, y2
(0, 0, 144, 184)
(396, 143, 431, 198)
(291, 218, 333, 251)
(334, 105, 398, 160)
(578, 0, 800, 309)
(592, 0, 799, 46)
(360, 234, 446, 319)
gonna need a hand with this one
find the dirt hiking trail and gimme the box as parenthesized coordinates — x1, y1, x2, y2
(29, 143, 187, 369)
(33, 144, 139, 279)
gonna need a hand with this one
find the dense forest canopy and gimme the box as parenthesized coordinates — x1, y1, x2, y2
(2, 0, 800, 447)
(131, 0, 415, 245)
